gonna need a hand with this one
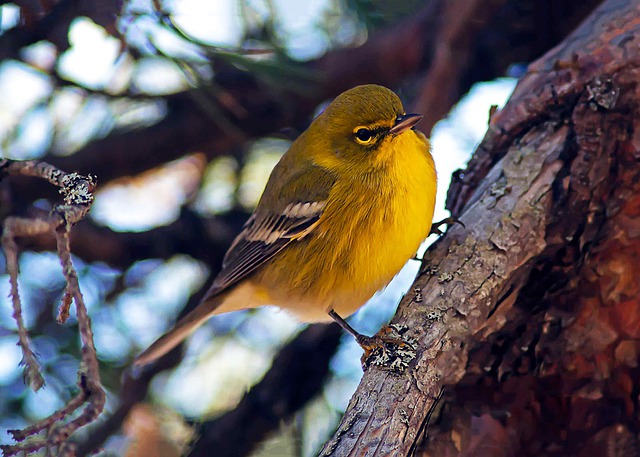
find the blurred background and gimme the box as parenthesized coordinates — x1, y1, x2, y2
(0, 0, 599, 455)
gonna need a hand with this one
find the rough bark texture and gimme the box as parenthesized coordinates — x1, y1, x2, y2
(3, 0, 628, 455)
(321, 0, 640, 455)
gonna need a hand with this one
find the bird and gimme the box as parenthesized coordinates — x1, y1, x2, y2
(134, 84, 437, 368)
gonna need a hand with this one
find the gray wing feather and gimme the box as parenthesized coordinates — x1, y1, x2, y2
(206, 203, 324, 296)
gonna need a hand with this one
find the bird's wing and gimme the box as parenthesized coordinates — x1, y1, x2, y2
(204, 163, 336, 298)
(134, 206, 323, 368)
(208, 202, 325, 293)
(133, 163, 335, 367)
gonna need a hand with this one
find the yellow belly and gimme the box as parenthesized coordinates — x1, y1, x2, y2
(256, 130, 437, 322)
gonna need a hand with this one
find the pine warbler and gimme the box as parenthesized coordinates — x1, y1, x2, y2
(135, 85, 437, 367)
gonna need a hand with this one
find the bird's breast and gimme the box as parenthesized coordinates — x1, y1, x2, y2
(260, 132, 437, 321)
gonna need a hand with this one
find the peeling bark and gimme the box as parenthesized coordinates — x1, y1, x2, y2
(4, 0, 633, 455)
(322, 0, 640, 455)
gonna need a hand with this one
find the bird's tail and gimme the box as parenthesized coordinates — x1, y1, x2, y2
(133, 292, 226, 368)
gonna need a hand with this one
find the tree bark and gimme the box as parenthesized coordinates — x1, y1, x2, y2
(321, 0, 640, 455)
(0, 1, 618, 455)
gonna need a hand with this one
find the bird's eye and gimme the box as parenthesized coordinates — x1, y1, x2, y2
(354, 128, 373, 144)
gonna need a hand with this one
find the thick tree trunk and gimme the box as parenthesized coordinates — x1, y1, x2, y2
(321, 0, 640, 455)
(2, 1, 627, 455)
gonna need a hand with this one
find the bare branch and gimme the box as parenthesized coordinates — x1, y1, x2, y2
(1, 219, 44, 392)
(0, 159, 104, 457)
(8, 390, 86, 442)
(50, 227, 105, 456)
(321, 0, 640, 454)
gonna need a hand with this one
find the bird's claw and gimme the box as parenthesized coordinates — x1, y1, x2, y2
(357, 324, 417, 372)
(429, 216, 465, 236)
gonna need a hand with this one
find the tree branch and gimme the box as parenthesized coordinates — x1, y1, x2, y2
(74, 322, 342, 457)
(0, 160, 104, 457)
(321, 0, 640, 454)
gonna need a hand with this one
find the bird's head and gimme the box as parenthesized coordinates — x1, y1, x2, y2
(305, 84, 425, 172)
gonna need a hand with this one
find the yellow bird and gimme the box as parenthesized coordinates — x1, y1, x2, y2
(135, 84, 437, 367)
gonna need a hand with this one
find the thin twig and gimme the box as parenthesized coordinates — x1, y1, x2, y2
(8, 391, 87, 442)
(50, 228, 106, 455)
(1, 221, 45, 392)
(0, 159, 102, 457)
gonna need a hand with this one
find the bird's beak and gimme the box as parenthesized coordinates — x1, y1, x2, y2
(389, 113, 423, 135)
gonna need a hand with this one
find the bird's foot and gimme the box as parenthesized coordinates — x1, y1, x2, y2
(357, 324, 417, 372)
(429, 216, 465, 236)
